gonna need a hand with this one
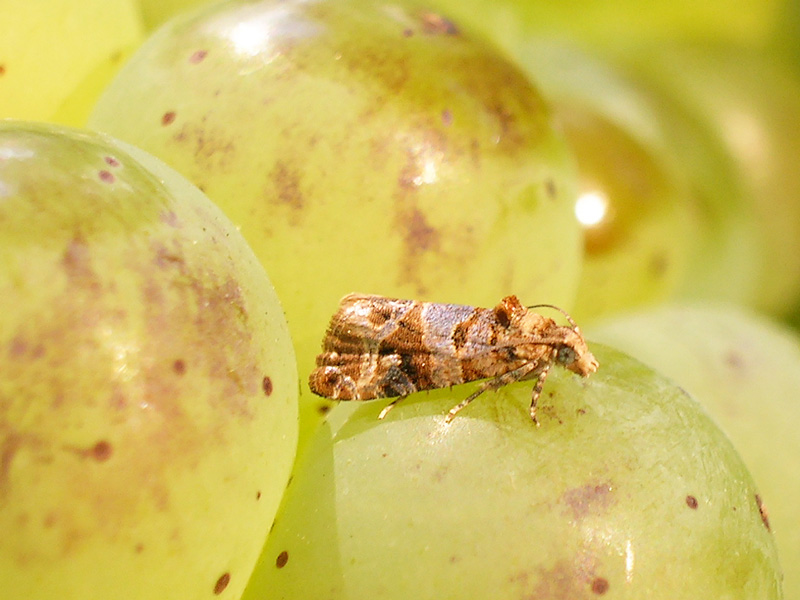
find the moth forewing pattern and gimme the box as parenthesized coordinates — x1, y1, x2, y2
(308, 293, 599, 424)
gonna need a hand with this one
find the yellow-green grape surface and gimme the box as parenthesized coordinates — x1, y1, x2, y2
(242, 345, 781, 600)
(139, 0, 216, 31)
(50, 48, 139, 128)
(424, 0, 783, 58)
(612, 44, 800, 315)
(510, 41, 697, 321)
(590, 303, 800, 599)
(89, 0, 581, 449)
(0, 122, 298, 600)
(0, 0, 143, 123)
(515, 40, 761, 311)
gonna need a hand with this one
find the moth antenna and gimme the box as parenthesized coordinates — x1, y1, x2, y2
(526, 303, 580, 331)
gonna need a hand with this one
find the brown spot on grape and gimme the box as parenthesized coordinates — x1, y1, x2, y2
(402, 27, 414, 37)
(561, 483, 614, 520)
(160, 210, 181, 228)
(262, 376, 273, 396)
(162, 111, 177, 126)
(98, 170, 115, 184)
(0, 434, 22, 494)
(9, 336, 27, 357)
(135, 543, 145, 553)
(104, 156, 120, 167)
(269, 160, 304, 217)
(62, 238, 99, 290)
(173, 359, 187, 375)
(420, 12, 459, 35)
(650, 251, 668, 277)
(0, 65, 5, 76)
(276, 550, 289, 568)
(256, 490, 262, 500)
(442, 109, 453, 126)
(317, 402, 332, 415)
(91, 440, 113, 462)
(725, 350, 746, 371)
(213, 572, 231, 595)
(756, 494, 771, 531)
(686, 495, 699, 509)
(591, 577, 610, 595)
(546, 178, 557, 199)
(189, 50, 208, 64)
(395, 205, 442, 294)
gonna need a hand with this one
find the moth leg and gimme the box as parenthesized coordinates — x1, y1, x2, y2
(445, 362, 540, 423)
(378, 396, 407, 420)
(529, 363, 552, 427)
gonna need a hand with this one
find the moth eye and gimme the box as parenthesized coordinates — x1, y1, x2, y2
(557, 345, 576, 365)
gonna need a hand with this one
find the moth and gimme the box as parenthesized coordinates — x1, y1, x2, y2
(308, 293, 598, 424)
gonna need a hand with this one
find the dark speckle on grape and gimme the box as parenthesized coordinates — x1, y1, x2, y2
(104, 155, 120, 167)
(91, 440, 113, 462)
(756, 494, 771, 531)
(162, 111, 177, 126)
(213, 572, 231, 595)
(98, 170, 115, 184)
(276, 550, 289, 568)
(591, 577, 610, 595)
(262, 375, 273, 396)
(686, 495, 699, 509)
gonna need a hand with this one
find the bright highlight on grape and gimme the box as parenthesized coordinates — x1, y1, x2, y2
(574, 189, 609, 227)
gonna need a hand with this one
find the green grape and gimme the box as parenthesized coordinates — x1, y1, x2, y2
(589, 303, 800, 599)
(514, 40, 762, 315)
(421, 0, 783, 58)
(0, 0, 143, 123)
(88, 0, 581, 450)
(0, 122, 298, 600)
(138, 0, 213, 31)
(510, 41, 700, 321)
(610, 44, 800, 315)
(242, 344, 781, 599)
(50, 48, 139, 128)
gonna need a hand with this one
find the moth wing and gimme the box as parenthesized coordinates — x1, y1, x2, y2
(321, 294, 417, 354)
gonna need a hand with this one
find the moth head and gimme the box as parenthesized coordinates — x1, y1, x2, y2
(555, 329, 599, 377)
(527, 303, 599, 377)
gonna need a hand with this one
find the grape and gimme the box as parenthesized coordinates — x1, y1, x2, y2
(242, 344, 781, 599)
(0, 0, 143, 124)
(510, 41, 700, 321)
(138, 0, 210, 31)
(590, 303, 800, 599)
(609, 44, 800, 315)
(88, 0, 581, 449)
(50, 48, 140, 128)
(514, 40, 762, 313)
(420, 0, 783, 57)
(0, 122, 297, 600)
